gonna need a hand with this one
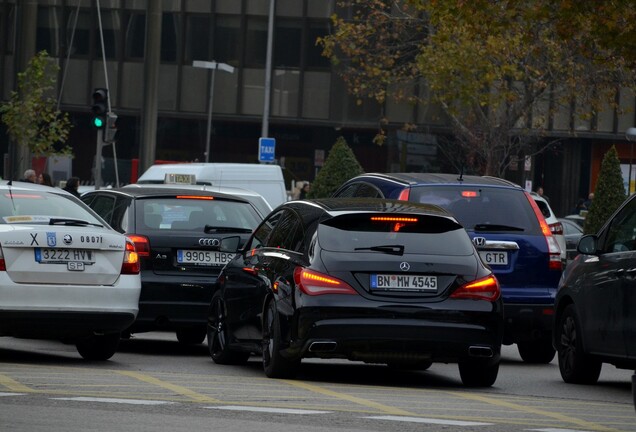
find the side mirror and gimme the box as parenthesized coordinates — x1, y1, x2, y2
(577, 235, 598, 255)
(220, 236, 241, 253)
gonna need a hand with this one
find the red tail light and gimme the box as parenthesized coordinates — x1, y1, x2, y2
(525, 192, 562, 271)
(450, 275, 500, 301)
(0, 246, 5, 271)
(294, 267, 357, 296)
(397, 188, 410, 201)
(121, 238, 140, 275)
(548, 221, 563, 235)
(126, 234, 150, 257)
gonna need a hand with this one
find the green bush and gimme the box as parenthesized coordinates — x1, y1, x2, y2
(584, 145, 626, 234)
(307, 137, 364, 198)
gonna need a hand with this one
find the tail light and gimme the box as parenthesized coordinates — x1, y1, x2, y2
(121, 238, 140, 275)
(294, 267, 357, 296)
(450, 274, 500, 301)
(396, 188, 410, 201)
(126, 234, 150, 258)
(0, 246, 5, 271)
(548, 221, 563, 235)
(525, 192, 562, 271)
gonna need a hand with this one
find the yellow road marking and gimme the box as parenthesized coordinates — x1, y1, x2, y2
(0, 374, 33, 393)
(116, 371, 221, 403)
(282, 380, 416, 416)
(450, 391, 620, 432)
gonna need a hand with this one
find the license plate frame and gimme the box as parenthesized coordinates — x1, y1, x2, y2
(176, 250, 235, 266)
(479, 251, 509, 265)
(35, 248, 94, 264)
(370, 274, 437, 292)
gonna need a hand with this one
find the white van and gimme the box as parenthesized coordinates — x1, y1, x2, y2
(136, 163, 287, 209)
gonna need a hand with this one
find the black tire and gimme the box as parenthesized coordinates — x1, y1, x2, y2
(556, 304, 602, 384)
(176, 327, 207, 345)
(207, 293, 250, 365)
(517, 337, 556, 364)
(76, 333, 120, 361)
(458, 359, 499, 387)
(262, 300, 300, 378)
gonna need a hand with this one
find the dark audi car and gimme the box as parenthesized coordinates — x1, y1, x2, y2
(82, 186, 262, 344)
(553, 192, 636, 387)
(208, 198, 503, 387)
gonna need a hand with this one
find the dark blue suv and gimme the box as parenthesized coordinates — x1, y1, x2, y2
(334, 173, 563, 363)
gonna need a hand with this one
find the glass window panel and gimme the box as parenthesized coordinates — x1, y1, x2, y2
(125, 12, 145, 59)
(277, 0, 302, 17)
(66, 8, 90, 56)
(302, 71, 330, 119)
(306, 21, 330, 69)
(241, 68, 265, 116)
(274, 20, 301, 68)
(161, 12, 180, 63)
(36, 7, 61, 56)
(96, 9, 120, 60)
(216, 0, 241, 14)
(186, 14, 210, 62)
(5, 4, 16, 54)
(214, 15, 240, 67)
(272, 69, 299, 117)
(246, 0, 268, 15)
(308, 0, 334, 18)
(186, 0, 211, 13)
(245, 17, 267, 67)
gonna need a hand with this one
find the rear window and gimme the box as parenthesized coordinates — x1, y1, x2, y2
(318, 213, 474, 256)
(0, 190, 103, 225)
(409, 186, 542, 234)
(136, 197, 261, 231)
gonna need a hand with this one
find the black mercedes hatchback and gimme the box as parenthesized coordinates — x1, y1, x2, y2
(82, 186, 262, 344)
(208, 198, 504, 387)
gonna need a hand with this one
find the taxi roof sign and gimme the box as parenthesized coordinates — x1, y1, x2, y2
(164, 173, 196, 184)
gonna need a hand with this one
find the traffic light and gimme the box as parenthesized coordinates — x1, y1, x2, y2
(91, 88, 108, 128)
(103, 112, 118, 143)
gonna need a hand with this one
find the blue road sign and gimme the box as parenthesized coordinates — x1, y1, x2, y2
(258, 137, 276, 162)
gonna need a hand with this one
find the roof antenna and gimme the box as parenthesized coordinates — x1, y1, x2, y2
(457, 166, 464, 182)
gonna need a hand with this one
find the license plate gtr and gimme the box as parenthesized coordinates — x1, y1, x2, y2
(479, 251, 508, 265)
(370, 274, 437, 291)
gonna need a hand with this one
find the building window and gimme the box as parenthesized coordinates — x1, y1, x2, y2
(96, 9, 120, 60)
(36, 7, 61, 56)
(274, 20, 301, 68)
(306, 21, 330, 69)
(66, 9, 90, 57)
(185, 14, 210, 62)
(161, 12, 180, 63)
(245, 17, 267, 67)
(125, 12, 145, 59)
(214, 15, 240, 66)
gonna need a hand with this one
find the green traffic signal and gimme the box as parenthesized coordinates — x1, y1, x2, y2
(93, 116, 104, 128)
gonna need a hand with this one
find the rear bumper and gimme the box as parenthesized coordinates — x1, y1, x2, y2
(286, 307, 503, 364)
(132, 275, 217, 331)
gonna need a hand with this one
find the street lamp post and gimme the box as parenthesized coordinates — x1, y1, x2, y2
(192, 60, 235, 162)
(626, 127, 636, 195)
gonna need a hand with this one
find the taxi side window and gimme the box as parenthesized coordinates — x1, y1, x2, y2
(603, 198, 636, 253)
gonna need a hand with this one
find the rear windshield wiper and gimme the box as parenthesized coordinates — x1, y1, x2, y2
(354, 245, 405, 255)
(473, 224, 524, 232)
(204, 226, 253, 234)
(49, 218, 103, 227)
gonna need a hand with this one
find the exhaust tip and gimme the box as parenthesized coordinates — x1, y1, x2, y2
(308, 341, 337, 353)
(468, 346, 493, 358)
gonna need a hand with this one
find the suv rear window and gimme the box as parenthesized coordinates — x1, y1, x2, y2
(136, 197, 261, 231)
(318, 213, 474, 256)
(409, 186, 542, 235)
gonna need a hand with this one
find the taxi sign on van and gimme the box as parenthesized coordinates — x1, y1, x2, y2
(164, 173, 196, 184)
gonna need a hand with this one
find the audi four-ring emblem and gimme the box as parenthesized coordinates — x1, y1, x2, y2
(198, 238, 220, 246)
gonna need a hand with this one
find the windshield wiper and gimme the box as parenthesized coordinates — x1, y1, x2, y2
(354, 245, 405, 255)
(473, 224, 524, 232)
(49, 218, 103, 227)
(204, 226, 253, 234)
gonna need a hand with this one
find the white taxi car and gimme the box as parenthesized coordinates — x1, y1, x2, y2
(0, 181, 141, 360)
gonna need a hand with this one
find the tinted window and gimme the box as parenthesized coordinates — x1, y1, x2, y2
(410, 186, 542, 234)
(266, 210, 304, 251)
(318, 213, 473, 256)
(246, 210, 283, 250)
(135, 197, 261, 231)
(88, 194, 116, 224)
(602, 197, 636, 253)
